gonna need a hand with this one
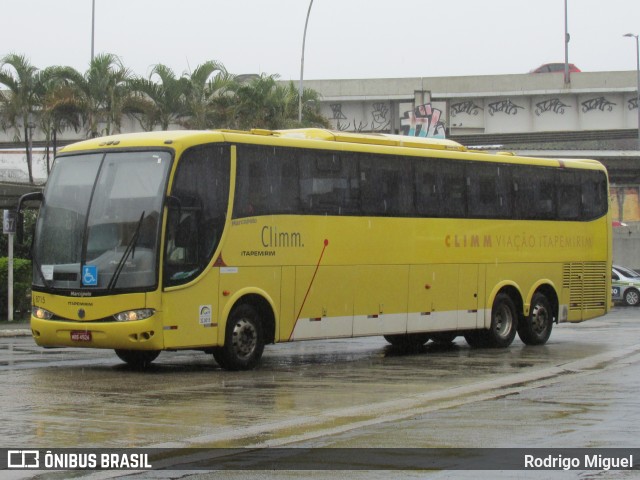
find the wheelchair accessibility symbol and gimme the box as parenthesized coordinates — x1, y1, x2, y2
(82, 265, 98, 286)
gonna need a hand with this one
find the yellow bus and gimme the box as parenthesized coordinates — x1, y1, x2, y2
(19, 128, 611, 370)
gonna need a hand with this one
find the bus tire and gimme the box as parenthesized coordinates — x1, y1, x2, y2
(218, 304, 265, 371)
(430, 332, 457, 344)
(623, 288, 640, 306)
(383, 333, 430, 348)
(485, 293, 518, 348)
(211, 347, 227, 369)
(464, 330, 489, 348)
(114, 349, 160, 368)
(518, 292, 553, 345)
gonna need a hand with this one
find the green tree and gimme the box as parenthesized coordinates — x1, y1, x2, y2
(128, 64, 188, 131)
(0, 53, 41, 183)
(37, 68, 83, 172)
(180, 61, 233, 129)
(53, 53, 133, 137)
(230, 74, 329, 130)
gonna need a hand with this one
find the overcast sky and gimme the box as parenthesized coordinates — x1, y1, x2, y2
(2, 0, 639, 80)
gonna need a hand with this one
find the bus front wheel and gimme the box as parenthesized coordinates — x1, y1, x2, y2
(114, 349, 160, 368)
(518, 292, 553, 345)
(217, 304, 265, 371)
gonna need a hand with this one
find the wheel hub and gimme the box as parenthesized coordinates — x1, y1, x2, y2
(232, 318, 257, 359)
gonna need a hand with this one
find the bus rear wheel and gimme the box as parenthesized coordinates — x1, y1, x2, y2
(485, 293, 518, 348)
(216, 304, 265, 371)
(518, 292, 554, 345)
(114, 349, 160, 368)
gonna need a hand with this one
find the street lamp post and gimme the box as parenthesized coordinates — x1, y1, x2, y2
(623, 33, 640, 150)
(299, 0, 314, 124)
(564, 0, 570, 84)
(91, 0, 95, 62)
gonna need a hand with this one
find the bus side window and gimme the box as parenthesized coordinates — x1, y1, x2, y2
(164, 145, 230, 287)
(299, 151, 359, 216)
(581, 170, 608, 220)
(557, 171, 581, 220)
(233, 146, 301, 217)
(360, 155, 413, 217)
(467, 164, 512, 219)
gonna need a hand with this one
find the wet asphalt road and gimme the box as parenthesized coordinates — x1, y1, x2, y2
(1, 307, 639, 479)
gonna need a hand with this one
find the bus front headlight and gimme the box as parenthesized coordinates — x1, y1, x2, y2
(32, 306, 54, 320)
(114, 309, 155, 322)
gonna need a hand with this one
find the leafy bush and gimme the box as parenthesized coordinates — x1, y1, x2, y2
(0, 257, 32, 319)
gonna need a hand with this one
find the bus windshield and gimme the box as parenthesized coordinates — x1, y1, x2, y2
(33, 150, 172, 291)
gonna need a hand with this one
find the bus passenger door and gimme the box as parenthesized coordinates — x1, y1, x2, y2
(162, 270, 220, 349)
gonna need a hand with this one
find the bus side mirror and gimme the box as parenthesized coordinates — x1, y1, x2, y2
(166, 195, 182, 219)
(16, 191, 43, 245)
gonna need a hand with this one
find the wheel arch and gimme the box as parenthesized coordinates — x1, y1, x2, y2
(526, 282, 559, 324)
(485, 282, 524, 329)
(220, 290, 277, 345)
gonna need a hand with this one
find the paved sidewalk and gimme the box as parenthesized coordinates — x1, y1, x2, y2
(0, 320, 31, 337)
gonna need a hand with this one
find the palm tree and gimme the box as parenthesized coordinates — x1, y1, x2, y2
(128, 64, 188, 131)
(180, 61, 233, 129)
(53, 53, 133, 137)
(230, 74, 329, 130)
(296, 82, 329, 128)
(0, 53, 41, 183)
(37, 69, 82, 171)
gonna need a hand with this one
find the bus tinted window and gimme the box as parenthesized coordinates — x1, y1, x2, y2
(360, 155, 413, 216)
(165, 144, 229, 286)
(468, 164, 512, 218)
(438, 162, 467, 217)
(557, 170, 582, 220)
(299, 151, 360, 215)
(414, 160, 439, 217)
(513, 166, 556, 220)
(232, 144, 607, 223)
(234, 145, 300, 216)
(581, 170, 608, 220)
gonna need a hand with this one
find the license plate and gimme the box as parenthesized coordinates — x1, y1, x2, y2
(71, 331, 92, 342)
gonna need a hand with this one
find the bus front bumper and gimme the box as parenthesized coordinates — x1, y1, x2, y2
(30, 315, 164, 351)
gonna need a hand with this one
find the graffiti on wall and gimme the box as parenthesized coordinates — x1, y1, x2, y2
(371, 103, 391, 131)
(581, 96, 616, 113)
(487, 99, 524, 116)
(451, 100, 483, 117)
(329, 102, 391, 132)
(629, 98, 639, 111)
(535, 98, 571, 116)
(400, 103, 445, 138)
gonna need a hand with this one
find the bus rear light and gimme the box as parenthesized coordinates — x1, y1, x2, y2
(33, 306, 54, 320)
(114, 309, 154, 322)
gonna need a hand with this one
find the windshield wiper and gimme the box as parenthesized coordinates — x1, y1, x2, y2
(107, 211, 145, 291)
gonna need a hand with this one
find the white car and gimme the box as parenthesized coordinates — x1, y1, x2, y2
(612, 265, 640, 306)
